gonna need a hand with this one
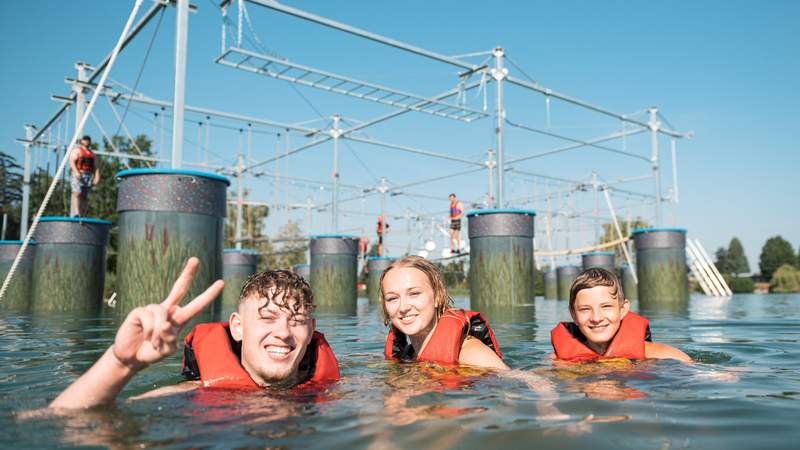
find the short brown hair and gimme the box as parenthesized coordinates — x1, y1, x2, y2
(239, 270, 314, 318)
(379, 255, 453, 326)
(569, 267, 625, 311)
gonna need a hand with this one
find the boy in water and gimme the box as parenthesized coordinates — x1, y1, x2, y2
(551, 268, 691, 362)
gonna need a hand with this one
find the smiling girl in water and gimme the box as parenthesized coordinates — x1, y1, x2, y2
(380, 256, 508, 370)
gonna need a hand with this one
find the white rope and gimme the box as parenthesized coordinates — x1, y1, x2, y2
(0, 0, 145, 302)
(536, 236, 630, 257)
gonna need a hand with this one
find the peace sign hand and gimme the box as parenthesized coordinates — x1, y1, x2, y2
(112, 257, 224, 370)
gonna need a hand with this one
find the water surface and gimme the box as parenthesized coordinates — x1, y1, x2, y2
(1, 294, 799, 449)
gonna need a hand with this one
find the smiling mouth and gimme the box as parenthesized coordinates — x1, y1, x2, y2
(588, 324, 609, 332)
(399, 314, 418, 325)
(265, 345, 293, 361)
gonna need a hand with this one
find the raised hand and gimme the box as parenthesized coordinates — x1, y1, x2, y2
(112, 257, 224, 370)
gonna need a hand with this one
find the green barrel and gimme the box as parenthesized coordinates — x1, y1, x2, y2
(116, 169, 229, 319)
(543, 269, 558, 300)
(621, 264, 638, 301)
(557, 266, 580, 301)
(31, 217, 111, 313)
(633, 228, 688, 309)
(367, 256, 394, 304)
(222, 249, 259, 311)
(293, 263, 310, 282)
(0, 241, 36, 311)
(310, 234, 358, 313)
(582, 251, 615, 272)
(467, 209, 535, 309)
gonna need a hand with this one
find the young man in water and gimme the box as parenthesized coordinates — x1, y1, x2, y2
(550, 268, 692, 362)
(50, 258, 339, 409)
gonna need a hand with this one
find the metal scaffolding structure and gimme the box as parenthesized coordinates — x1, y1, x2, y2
(14, 0, 693, 263)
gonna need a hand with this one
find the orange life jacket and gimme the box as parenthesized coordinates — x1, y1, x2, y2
(550, 312, 651, 361)
(384, 309, 502, 365)
(76, 146, 95, 173)
(181, 322, 340, 388)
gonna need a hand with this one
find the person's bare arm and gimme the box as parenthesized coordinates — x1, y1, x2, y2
(458, 336, 509, 370)
(50, 258, 223, 409)
(93, 159, 101, 185)
(644, 341, 692, 363)
(69, 147, 80, 178)
(128, 381, 201, 401)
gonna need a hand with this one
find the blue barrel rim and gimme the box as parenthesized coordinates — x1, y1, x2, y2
(292, 263, 310, 268)
(582, 251, 616, 256)
(309, 233, 358, 239)
(0, 240, 37, 245)
(367, 256, 395, 261)
(632, 227, 687, 235)
(116, 168, 231, 186)
(39, 216, 112, 225)
(466, 208, 536, 217)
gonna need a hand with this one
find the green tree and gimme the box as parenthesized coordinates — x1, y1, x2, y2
(0, 151, 23, 239)
(599, 217, 649, 263)
(726, 237, 750, 276)
(769, 264, 800, 293)
(759, 236, 796, 280)
(714, 247, 730, 274)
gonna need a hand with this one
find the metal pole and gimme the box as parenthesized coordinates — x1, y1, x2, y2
(602, 188, 636, 283)
(492, 47, 507, 207)
(486, 148, 495, 207)
(171, 0, 189, 168)
(649, 107, 662, 226)
(20, 126, 33, 238)
(235, 153, 244, 249)
(592, 171, 598, 243)
(1, 214, 7, 240)
(74, 63, 87, 138)
(332, 114, 341, 232)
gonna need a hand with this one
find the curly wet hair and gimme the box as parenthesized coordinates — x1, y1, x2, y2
(239, 269, 314, 317)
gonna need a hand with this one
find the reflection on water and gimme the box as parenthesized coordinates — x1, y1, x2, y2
(1, 294, 799, 449)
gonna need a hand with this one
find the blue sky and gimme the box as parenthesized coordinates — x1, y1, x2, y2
(1, 1, 798, 270)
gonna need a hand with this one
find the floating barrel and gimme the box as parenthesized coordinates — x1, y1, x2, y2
(582, 251, 615, 272)
(621, 264, 638, 301)
(557, 266, 580, 301)
(467, 209, 535, 308)
(293, 263, 310, 282)
(31, 217, 111, 312)
(0, 241, 36, 311)
(367, 256, 394, 304)
(543, 269, 558, 300)
(633, 228, 689, 308)
(310, 234, 358, 312)
(116, 169, 228, 318)
(222, 249, 259, 311)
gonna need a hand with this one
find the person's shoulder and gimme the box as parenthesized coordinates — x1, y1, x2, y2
(644, 341, 692, 363)
(459, 336, 509, 370)
(128, 380, 201, 401)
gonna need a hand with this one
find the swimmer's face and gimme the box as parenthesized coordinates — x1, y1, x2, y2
(382, 267, 437, 338)
(230, 291, 314, 387)
(570, 285, 630, 348)
(449, 194, 456, 202)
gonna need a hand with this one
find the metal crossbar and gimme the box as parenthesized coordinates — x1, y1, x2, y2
(216, 47, 489, 123)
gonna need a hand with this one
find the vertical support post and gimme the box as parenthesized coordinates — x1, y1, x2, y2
(649, 107, 662, 226)
(671, 138, 679, 203)
(491, 47, 507, 208)
(592, 171, 598, 243)
(171, 0, 189, 169)
(1, 214, 7, 240)
(331, 114, 341, 232)
(74, 62, 87, 137)
(235, 153, 244, 250)
(20, 126, 34, 239)
(486, 148, 495, 207)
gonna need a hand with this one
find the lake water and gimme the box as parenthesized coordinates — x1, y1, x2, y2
(1, 293, 799, 449)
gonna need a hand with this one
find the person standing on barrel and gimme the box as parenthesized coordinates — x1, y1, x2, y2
(69, 135, 100, 217)
(448, 193, 464, 254)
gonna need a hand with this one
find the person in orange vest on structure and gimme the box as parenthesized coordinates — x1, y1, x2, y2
(69, 135, 101, 217)
(376, 215, 390, 256)
(50, 258, 340, 409)
(448, 193, 464, 254)
(550, 268, 692, 362)
(381, 255, 507, 369)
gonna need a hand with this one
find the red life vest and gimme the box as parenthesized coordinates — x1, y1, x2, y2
(384, 309, 503, 366)
(181, 322, 340, 388)
(76, 146, 95, 173)
(550, 312, 651, 361)
(449, 201, 463, 219)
